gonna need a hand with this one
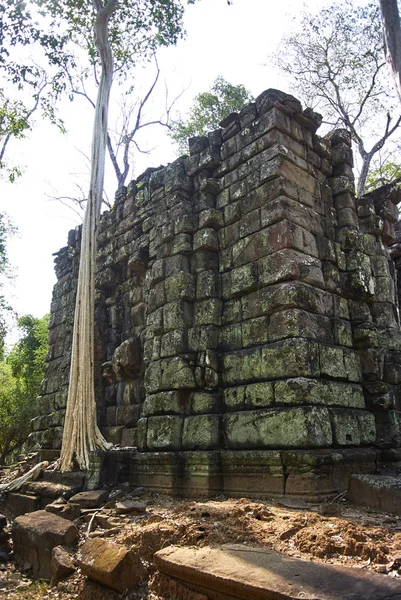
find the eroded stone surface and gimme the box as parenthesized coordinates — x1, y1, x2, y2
(155, 545, 401, 600)
(78, 537, 146, 592)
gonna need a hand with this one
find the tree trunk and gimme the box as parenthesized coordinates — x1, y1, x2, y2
(380, 0, 401, 103)
(59, 0, 118, 472)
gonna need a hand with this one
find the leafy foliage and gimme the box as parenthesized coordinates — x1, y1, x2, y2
(274, 0, 401, 196)
(365, 160, 401, 193)
(170, 76, 254, 153)
(0, 314, 49, 464)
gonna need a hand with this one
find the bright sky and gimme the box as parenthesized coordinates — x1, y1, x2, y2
(0, 0, 326, 338)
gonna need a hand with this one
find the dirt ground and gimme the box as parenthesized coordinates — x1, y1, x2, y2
(1, 483, 401, 599)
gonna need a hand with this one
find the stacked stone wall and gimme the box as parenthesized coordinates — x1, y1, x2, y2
(31, 89, 401, 498)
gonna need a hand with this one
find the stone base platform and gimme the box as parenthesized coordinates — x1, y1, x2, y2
(347, 474, 401, 515)
(125, 448, 377, 501)
(154, 545, 401, 600)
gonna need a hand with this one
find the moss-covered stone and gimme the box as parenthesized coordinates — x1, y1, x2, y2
(223, 348, 261, 385)
(242, 317, 270, 347)
(223, 382, 274, 411)
(194, 299, 222, 326)
(164, 272, 195, 302)
(261, 339, 320, 379)
(142, 391, 186, 416)
(190, 392, 221, 414)
(146, 415, 183, 450)
(161, 357, 196, 389)
(160, 330, 188, 357)
(274, 378, 365, 409)
(182, 415, 220, 450)
(163, 300, 192, 332)
(223, 406, 332, 449)
(196, 270, 221, 300)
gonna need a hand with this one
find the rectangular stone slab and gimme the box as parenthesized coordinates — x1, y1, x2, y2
(155, 545, 401, 600)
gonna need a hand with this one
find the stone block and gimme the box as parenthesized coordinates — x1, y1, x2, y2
(51, 546, 75, 583)
(120, 428, 137, 447)
(12, 511, 78, 580)
(182, 415, 220, 450)
(164, 272, 195, 302)
(78, 538, 146, 593)
(232, 220, 318, 269)
(242, 282, 333, 320)
(222, 299, 242, 325)
(319, 346, 348, 379)
(194, 299, 222, 326)
(190, 392, 221, 414)
(188, 326, 218, 351)
(222, 347, 261, 385)
(261, 339, 320, 379)
(171, 233, 192, 255)
(147, 415, 183, 450)
(69, 490, 109, 508)
(160, 330, 188, 357)
(230, 263, 258, 297)
(196, 270, 220, 299)
(260, 195, 324, 236)
(223, 406, 332, 449)
(163, 300, 192, 332)
(137, 418, 148, 450)
(193, 228, 219, 252)
(268, 309, 332, 343)
(142, 391, 186, 416)
(242, 317, 270, 347)
(223, 382, 274, 411)
(329, 409, 376, 446)
(258, 249, 324, 288)
(7, 493, 40, 517)
(199, 209, 224, 230)
(274, 378, 365, 409)
(218, 323, 242, 351)
(161, 357, 196, 389)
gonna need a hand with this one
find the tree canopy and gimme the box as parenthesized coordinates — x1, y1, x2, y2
(170, 76, 254, 153)
(274, 0, 401, 197)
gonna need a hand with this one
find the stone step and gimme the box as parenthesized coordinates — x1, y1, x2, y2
(154, 545, 401, 600)
(347, 474, 401, 515)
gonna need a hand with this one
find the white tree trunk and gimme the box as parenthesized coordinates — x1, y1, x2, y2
(380, 0, 401, 103)
(60, 0, 118, 472)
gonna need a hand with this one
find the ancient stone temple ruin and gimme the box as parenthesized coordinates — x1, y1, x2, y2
(30, 89, 401, 499)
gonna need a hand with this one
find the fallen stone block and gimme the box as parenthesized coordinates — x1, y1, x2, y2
(7, 492, 39, 516)
(348, 474, 401, 516)
(69, 489, 109, 508)
(12, 510, 78, 579)
(45, 500, 81, 521)
(78, 537, 147, 592)
(115, 500, 146, 515)
(154, 544, 401, 600)
(51, 545, 75, 583)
